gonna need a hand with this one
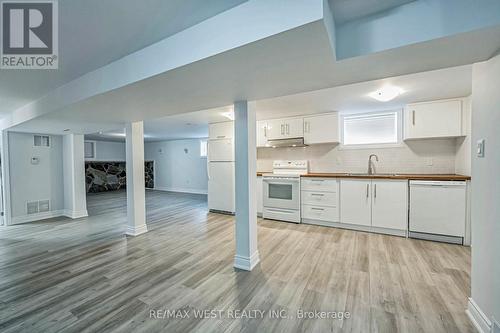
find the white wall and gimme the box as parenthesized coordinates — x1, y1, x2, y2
(469, 53, 500, 328)
(8, 132, 64, 221)
(86, 140, 126, 161)
(258, 139, 459, 174)
(145, 139, 208, 194)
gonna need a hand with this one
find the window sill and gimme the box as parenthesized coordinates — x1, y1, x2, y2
(338, 142, 405, 150)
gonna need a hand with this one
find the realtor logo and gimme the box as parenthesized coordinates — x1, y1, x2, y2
(1, 0, 58, 69)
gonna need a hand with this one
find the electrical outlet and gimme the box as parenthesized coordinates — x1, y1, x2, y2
(476, 139, 485, 157)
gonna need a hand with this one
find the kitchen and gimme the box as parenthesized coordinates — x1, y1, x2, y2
(208, 67, 472, 246)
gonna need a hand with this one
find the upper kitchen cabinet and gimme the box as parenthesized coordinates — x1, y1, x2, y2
(303, 113, 339, 144)
(209, 121, 233, 140)
(404, 99, 464, 140)
(266, 118, 303, 140)
(256, 120, 269, 148)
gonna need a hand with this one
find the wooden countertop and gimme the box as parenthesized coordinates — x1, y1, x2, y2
(257, 172, 470, 180)
(302, 173, 471, 181)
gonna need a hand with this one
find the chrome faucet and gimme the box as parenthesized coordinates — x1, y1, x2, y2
(368, 154, 379, 175)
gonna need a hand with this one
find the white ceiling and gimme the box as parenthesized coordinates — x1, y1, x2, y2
(329, 0, 416, 24)
(85, 64, 472, 142)
(0, 0, 247, 117)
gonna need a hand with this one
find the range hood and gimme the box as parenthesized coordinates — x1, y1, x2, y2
(267, 137, 307, 148)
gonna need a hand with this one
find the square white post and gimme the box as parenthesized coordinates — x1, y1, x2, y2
(233, 101, 260, 270)
(125, 121, 147, 236)
(63, 134, 88, 218)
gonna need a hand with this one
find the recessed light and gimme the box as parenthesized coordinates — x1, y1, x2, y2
(63, 129, 70, 132)
(369, 86, 404, 102)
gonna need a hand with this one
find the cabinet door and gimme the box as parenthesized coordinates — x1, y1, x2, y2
(266, 119, 285, 140)
(340, 179, 371, 226)
(371, 180, 408, 230)
(404, 100, 462, 139)
(304, 113, 339, 144)
(208, 139, 234, 161)
(209, 122, 233, 139)
(256, 121, 269, 147)
(283, 118, 304, 138)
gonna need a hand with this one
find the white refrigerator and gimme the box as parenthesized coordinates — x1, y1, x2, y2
(207, 137, 235, 214)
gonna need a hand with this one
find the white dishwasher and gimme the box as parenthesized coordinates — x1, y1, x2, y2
(409, 180, 466, 244)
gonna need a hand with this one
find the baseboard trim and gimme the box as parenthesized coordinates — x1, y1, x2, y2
(126, 224, 148, 236)
(466, 298, 492, 333)
(11, 210, 65, 224)
(234, 251, 260, 271)
(301, 219, 407, 238)
(153, 187, 208, 195)
(63, 209, 88, 219)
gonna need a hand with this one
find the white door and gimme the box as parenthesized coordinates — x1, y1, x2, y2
(371, 180, 408, 230)
(208, 139, 234, 161)
(256, 176, 263, 215)
(208, 162, 235, 213)
(209, 122, 233, 139)
(405, 100, 462, 139)
(304, 113, 339, 144)
(256, 121, 268, 147)
(340, 179, 371, 226)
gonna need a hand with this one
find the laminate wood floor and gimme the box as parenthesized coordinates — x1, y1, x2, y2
(0, 190, 473, 333)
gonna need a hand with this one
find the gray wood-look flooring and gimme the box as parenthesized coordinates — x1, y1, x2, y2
(0, 190, 473, 332)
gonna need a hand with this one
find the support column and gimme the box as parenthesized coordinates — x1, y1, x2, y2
(233, 101, 260, 271)
(125, 121, 147, 236)
(63, 134, 88, 218)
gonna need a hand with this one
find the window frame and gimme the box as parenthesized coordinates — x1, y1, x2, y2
(84, 140, 97, 160)
(339, 109, 403, 150)
(199, 139, 208, 158)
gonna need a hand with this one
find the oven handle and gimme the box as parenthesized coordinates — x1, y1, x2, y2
(263, 179, 300, 184)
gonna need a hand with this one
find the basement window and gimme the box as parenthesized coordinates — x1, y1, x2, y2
(200, 140, 208, 158)
(341, 110, 401, 148)
(33, 135, 50, 147)
(84, 141, 96, 159)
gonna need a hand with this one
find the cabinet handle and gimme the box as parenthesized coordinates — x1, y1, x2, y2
(217, 135, 225, 139)
(412, 110, 415, 126)
(366, 184, 369, 198)
(374, 184, 377, 198)
(286, 124, 290, 134)
(264, 125, 267, 138)
(311, 193, 324, 196)
(311, 179, 324, 182)
(280, 124, 284, 135)
(311, 208, 324, 211)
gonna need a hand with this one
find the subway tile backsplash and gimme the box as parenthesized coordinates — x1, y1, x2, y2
(257, 138, 459, 174)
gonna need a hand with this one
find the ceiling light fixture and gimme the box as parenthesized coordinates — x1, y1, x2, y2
(221, 111, 234, 121)
(369, 86, 404, 102)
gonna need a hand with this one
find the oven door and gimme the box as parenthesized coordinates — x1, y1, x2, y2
(263, 177, 300, 210)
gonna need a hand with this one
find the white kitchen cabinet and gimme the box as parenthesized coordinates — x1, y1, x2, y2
(304, 113, 339, 144)
(266, 118, 303, 140)
(301, 177, 340, 225)
(208, 139, 234, 161)
(404, 99, 463, 140)
(257, 176, 263, 216)
(256, 121, 269, 148)
(209, 121, 233, 140)
(339, 179, 372, 226)
(371, 180, 408, 230)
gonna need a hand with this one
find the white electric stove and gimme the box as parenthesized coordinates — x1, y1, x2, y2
(262, 160, 308, 223)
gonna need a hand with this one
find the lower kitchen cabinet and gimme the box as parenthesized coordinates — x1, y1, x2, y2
(371, 180, 408, 230)
(301, 177, 340, 226)
(339, 179, 372, 226)
(340, 179, 408, 235)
